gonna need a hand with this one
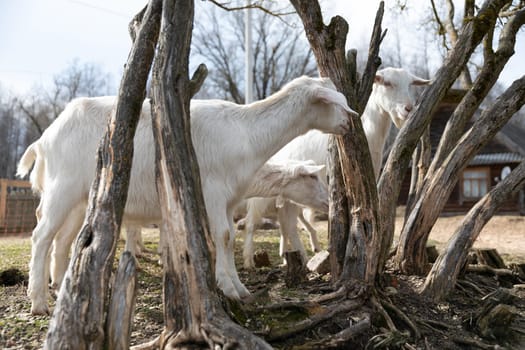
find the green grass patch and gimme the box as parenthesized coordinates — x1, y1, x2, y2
(0, 237, 31, 273)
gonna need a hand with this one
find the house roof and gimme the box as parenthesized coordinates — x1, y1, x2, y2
(469, 152, 524, 166)
(495, 123, 525, 156)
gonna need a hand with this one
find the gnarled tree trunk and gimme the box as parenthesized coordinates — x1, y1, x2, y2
(44, 1, 162, 348)
(147, 0, 271, 348)
(393, 3, 525, 276)
(396, 75, 525, 274)
(289, 0, 384, 289)
(378, 0, 515, 274)
(422, 160, 525, 300)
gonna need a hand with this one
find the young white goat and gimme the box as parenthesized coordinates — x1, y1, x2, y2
(17, 75, 356, 314)
(243, 67, 431, 265)
(240, 160, 328, 269)
(49, 160, 328, 289)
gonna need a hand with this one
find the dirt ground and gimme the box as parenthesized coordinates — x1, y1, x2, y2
(0, 212, 524, 349)
(405, 214, 525, 262)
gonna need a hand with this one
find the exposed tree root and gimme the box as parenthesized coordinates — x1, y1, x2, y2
(131, 335, 160, 350)
(133, 320, 273, 350)
(416, 318, 451, 335)
(467, 264, 516, 277)
(314, 282, 368, 303)
(265, 299, 363, 342)
(457, 278, 485, 295)
(380, 298, 421, 339)
(452, 335, 500, 349)
(371, 296, 397, 331)
(366, 329, 411, 349)
(290, 314, 371, 349)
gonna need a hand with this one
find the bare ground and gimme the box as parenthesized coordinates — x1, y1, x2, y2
(418, 214, 525, 263)
(0, 212, 524, 349)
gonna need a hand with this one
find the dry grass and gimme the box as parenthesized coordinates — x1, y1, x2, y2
(0, 210, 524, 349)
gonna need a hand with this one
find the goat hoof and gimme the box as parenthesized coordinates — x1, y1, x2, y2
(31, 304, 50, 316)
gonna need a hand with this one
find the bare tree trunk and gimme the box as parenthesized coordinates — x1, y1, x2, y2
(377, 0, 511, 272)
(395, 6, 525, 275)
(430, 0, 474, 88)
(107, 252, 138, 350)
(405, 125, 431, 220)
(422, 160, 525, 300)
(427, 8, 525, 179)
(327, 136, 349, 279)
(44, 1, 162, 348)
(290, 0, 384, 288)
(396, 76, 525, 274)
(148, 0, 271, 348)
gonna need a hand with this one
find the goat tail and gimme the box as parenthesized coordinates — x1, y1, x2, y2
(17, 142, 44, 193)
(17, 143, 37, 178)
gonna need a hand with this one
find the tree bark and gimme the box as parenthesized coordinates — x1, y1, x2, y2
(290, 0, 384, 287)
(422, 160, 525, 300)
(405, 125, 431, 220)
(378, 0, 512, 272)
(149, 0, 270, 348)
(327, 136, 349, 279)
(44, 1, 162, 348)
(106, 252, 137, 350)
(396, 5, 525, 275)
(396, 75, 525, 275)
(427, 7, 525, 179)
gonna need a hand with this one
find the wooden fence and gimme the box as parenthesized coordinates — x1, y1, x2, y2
(0, 179, 39, 235)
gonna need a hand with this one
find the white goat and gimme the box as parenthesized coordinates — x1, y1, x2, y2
(243, 67, 431, 266)
(240, 160, 328, 269)
(17, 75, 356, 314)
(49, 160, 328, 289)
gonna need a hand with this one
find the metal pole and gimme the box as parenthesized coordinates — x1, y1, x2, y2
(245, 1, 253, 104)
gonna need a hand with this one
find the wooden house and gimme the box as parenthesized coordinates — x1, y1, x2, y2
(396, 89, 525, 215)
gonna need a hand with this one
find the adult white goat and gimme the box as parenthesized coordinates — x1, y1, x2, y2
(243, 67, 431, 267)
(17, 75, 356, 314)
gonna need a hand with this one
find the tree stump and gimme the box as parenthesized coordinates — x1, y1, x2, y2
(477, 304, 517, 339)
(284, 251, 307, 287)
(307, 250, 331, 275)
(254, 250, 271, 268)
(466, 288, 517, 340)
(472, 249, 507, 269)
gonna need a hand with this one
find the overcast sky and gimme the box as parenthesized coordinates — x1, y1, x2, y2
(0, 0, 523, 95)
(0, 0, 144, 94)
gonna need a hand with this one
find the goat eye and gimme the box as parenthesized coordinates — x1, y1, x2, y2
(384, 81, 393, 88)
(309, 174, 317, 180)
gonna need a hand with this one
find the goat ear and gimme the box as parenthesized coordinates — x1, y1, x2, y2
(411, 75, 432, 86)
(300, 164, 325, 175)
(374, 73, 385, 85)
(375, 73, 394, 87)
(314, 87, 359, 117)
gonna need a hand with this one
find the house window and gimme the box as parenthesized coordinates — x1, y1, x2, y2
(461, 168, 490, 200)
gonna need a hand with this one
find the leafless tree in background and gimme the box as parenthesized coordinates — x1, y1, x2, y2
(18, 60, 113, 138)
(192, 2, 316, 103)
(0, 90, 26, 178)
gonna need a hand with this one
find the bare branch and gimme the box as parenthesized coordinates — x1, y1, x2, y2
(189, 64, 208, 97)
(128, 5, 148, 42)
(430, 0, 450, 50)
(17, 101, 44, 136)
(499, 2, 525, 17)
(358, 1, 387, 112)
(206, 0, 295, 16)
